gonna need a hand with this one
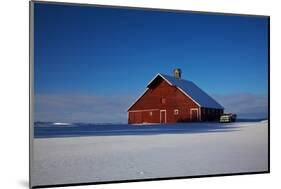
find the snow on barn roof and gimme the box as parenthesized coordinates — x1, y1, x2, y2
(152, 74, 224, 109)
(127, 73, 224, 111)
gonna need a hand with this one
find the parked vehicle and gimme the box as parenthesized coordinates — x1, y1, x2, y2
(220, 113, 237, 123)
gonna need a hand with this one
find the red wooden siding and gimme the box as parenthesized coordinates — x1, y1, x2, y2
(128, 78, 201, 124)
(128, 110, 160, 124)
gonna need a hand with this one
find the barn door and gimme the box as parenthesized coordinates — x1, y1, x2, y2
(135, 112, 142, 123)
(160, 110, 166, 124)
(190, 109, 198, 121)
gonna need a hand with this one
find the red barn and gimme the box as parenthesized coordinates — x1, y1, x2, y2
(127, 69, 224, 124)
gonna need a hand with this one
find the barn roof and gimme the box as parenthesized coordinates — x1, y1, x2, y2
(127, 73, 224, 111)
(157, 74, 224, 109)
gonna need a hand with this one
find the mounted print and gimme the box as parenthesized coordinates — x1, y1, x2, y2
(29, 1, 270, 188)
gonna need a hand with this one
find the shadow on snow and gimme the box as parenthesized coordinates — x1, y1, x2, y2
(34, 122, 242, 138)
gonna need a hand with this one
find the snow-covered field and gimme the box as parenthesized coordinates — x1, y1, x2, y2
(31, 121, 268, 187)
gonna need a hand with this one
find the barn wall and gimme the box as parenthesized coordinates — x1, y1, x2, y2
(201, 108, 224, 121)
(128, 79, 201, 123)
(128, 110, 160, 124)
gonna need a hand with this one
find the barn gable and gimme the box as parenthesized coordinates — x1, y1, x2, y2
(128, 73, 223, 111)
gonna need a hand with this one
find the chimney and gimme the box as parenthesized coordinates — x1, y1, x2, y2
(173, 68, 182, 79)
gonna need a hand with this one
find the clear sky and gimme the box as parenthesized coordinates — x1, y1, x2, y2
(34, 3, 269, 122)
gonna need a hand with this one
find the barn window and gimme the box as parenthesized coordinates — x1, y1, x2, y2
(174, 109, 179, 115)
(149, 111, 153, 116)
(161, 97, 166, 104)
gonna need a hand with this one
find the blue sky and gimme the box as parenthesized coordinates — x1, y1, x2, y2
(34, 3, 269, 122)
